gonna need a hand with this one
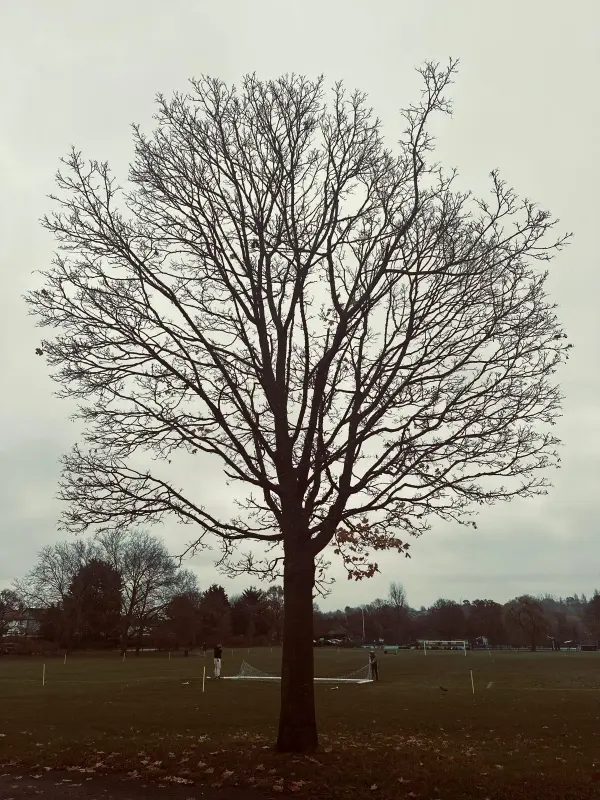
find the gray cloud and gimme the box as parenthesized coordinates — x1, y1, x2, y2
(1, 0, 598, 610)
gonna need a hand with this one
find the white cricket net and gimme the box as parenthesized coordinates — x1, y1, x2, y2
(223, 660, 372, 684)
(239, 661, 273, 679)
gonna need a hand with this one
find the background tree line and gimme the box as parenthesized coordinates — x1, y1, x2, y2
(314, 584, 600, 652)
(2, 530, 284, 653)
(2, 537, 599, 652)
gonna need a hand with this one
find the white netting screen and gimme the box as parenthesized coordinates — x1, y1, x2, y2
(239, 661, 273, 679)
(340, 663, 372, 682)
(224, 660, 372, 683)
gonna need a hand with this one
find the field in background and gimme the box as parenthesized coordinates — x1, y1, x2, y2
(2, 647, 600, 798)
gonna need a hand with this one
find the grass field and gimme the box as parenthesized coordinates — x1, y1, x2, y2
(2, 647, 600, 798)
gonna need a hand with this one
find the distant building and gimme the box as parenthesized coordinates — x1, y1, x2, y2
(3, 609, 42, 637)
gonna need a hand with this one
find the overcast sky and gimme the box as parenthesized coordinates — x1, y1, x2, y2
(0, 0, 598, 611)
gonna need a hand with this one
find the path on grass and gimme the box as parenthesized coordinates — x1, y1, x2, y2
(0, 773, 259, 800)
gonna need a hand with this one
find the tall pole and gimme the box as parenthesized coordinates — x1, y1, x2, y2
(361, 607, 365, 643)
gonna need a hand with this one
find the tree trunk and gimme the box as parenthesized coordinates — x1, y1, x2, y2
(119, 624, 128, 656)
(276, 550, 318, 753)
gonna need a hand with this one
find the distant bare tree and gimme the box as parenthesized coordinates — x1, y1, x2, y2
(388, 581, 409, 642)
(389, 582, 408, 611)
(26, 61, 571, 751)
(16, 540, 99, 607)
(265, 584, 284, 644)
(97, 529, 186, 654)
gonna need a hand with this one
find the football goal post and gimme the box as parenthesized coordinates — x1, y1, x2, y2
(222, 660, 373, 684)
(420, 640, 468, 656)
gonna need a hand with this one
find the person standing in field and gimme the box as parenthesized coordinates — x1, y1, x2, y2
(369, 650, 379, 681)
(213, 643, 223, 679)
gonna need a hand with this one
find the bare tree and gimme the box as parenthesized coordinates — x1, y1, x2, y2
(26, 61, 571, 751)
(388, 581, 409, 642)
(389, 582, 408, 611)
(97, 529, 184, 654)
(265, 584, 284, 644)
(16, 540, 99, 607)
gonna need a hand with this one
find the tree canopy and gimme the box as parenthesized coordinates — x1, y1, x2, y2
(27, 60, 570, 583)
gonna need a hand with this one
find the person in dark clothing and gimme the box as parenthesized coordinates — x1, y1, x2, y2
(369, 650, 379, 681)
(213, 643, 223, 678)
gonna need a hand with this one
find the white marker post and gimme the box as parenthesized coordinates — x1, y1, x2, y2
(424, 641, 427, 657)
(470, 669, 475, 695)
(169, 652, 171, 661)
(64, 653, 67, 665)
(122, 651, 126, 662)
(202, 666, 206, 694)
(42, 663, 46, 686)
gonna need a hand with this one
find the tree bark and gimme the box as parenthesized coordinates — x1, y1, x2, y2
(276, 549, 318, 753)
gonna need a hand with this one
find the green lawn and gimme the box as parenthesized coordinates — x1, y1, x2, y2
(1, 647, 600, 798)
